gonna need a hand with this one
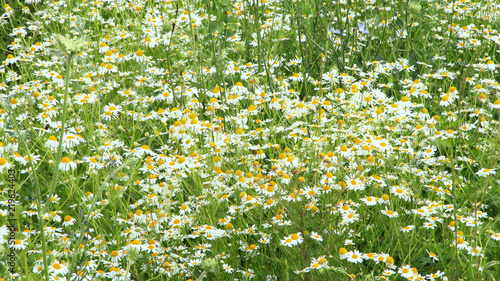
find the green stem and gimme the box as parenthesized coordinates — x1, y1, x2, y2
(49, 55, 72, 198)
(47, 53, 73, 279)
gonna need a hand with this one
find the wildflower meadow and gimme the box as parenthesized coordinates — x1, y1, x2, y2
(1, 0, 500, 280)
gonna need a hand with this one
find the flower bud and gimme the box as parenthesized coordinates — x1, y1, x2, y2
(202, 257, 219, 273)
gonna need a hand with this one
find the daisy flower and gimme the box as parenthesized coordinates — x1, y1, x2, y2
(223, 263, 234, 273)
(303, 186, 320, 199)
(101, 103, 122, 121)
(476, 168, 496, 177)
(423, 221, 437, 229)
(11, 238, 29, 250)
(0, 157, 12, 172)
(400, 225, 415, 233)
(309, 256, 329, 269)
(239, 268, 256, 279)
(426, 270, 445, 280)
(264, 198, 276, 209)
(309, 231, 323, 242)
(490, 233, 500, 241)
(106, 267, 130, 279)
(49, 260, 69, 276)
(289, 72, 303, 82)
(344, 239, 355, 245)
(381, 208, 399, 218)
(341, 211, 360, 225)
(455, 237, 469, 250)
(5, 54, 17, 65)
(45, 136, 59, 150)
(378, 194, 391, 205)
(63, 215, 76, 227)
(391, 185, 412, 201)
(345, 177, 365, 191)
(281, 232, 303, 247)
(346, 250, 364, 264)
(59, 156, 77, 172)
(468, 246, 483, 257)
(178, 203, 192, 215)
(339, 247, 348, 259)
(426, 250, 439, 261)
(290, 232, 303, 245)
(398, 264, 417, 279)
(361, 196, 378, 206)
(133, 49, 146, 62)
(489, 100, 500, 109)
(381, 269, 396, 277)
(169, 215, 184, 228)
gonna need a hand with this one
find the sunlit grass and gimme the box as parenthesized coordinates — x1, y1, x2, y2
(0, 0, 500, 280)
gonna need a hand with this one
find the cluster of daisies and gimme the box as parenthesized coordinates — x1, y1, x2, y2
(1, 0, 500, 280)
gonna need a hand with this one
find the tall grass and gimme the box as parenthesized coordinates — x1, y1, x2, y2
(0, 0, 499, 280)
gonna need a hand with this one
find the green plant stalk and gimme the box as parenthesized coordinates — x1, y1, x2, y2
(197, 270, 207, 280)
(187, 0, 202, 80)
(48, 55, 72, 199)
(45, 53, 73, 279)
